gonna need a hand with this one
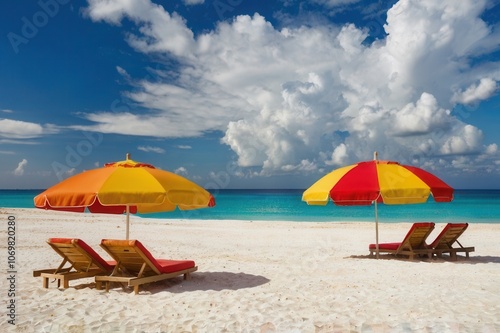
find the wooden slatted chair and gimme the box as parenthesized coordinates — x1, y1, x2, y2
(33, 238, 116, 289)
(95, 239, 197, 294)
(428, 223, 475, 260)
(369, 222, 435, 259)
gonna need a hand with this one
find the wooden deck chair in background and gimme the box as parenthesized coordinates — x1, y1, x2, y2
(369, 222, 435, 259)
(95, 239, 197, 294)
(428, 223, 475, 260)
(33, 238, 116, 289)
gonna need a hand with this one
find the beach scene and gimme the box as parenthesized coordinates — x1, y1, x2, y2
(2, 0, 500, 332)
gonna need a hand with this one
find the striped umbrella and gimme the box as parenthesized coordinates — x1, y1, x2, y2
(34, 154, 215, 239)
(302, 152, 453, 257)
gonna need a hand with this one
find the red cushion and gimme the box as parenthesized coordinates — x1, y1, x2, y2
(369, 242, 401, 251)
(101, 239, 195, 274)
(132, 240, 195, 274)
(368, 222, 435, 252)
(156, 259, 196, 274)
(48, 238, 115, 271)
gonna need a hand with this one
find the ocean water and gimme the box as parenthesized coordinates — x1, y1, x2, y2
(1, 189, 500, 223)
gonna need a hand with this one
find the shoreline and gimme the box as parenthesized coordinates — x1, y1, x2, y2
(1, 208, 500, 332)
(3, 207, 500, 224)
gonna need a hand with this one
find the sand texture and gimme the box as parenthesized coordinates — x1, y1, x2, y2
(1, 208, 499, 332)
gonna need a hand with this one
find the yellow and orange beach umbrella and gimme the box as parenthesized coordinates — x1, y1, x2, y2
(303, 152, 453, 257)
(34, 154, 215, 239)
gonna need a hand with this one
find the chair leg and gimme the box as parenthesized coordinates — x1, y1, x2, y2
(42, 277, 49, 288)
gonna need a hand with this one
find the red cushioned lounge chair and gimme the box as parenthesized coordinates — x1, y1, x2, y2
(33, 238, 116, 289)
(428, 223, 475, 260)
(369, 222, 435, 260)
(95, 239, 197, 294)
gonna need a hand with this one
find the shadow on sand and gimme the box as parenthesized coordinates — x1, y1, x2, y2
(347, 254, 500, 264)
(167, 271, 270, 293)
(89, 271, 270, 295)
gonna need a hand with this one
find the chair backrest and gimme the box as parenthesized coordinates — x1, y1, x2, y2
(400, 222, 435, 250)
(47, 238, 114, 272)
(428, 223, 468, 250)
(100, 239, 162, 276)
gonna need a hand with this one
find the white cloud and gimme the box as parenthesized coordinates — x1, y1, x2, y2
(391, 93, 452, 136)
(174, 166, 188, 175)
(138, 145, 165, 153)
(81, 0, 500, 175)
(327, 143, 348, 166)
(2, 109, 13, 113)
(116, 66, 131, 80)
(85, 0, 195, 56)
(452, 78, 498, 104)
(177, 145, 192, 149)
(183, 0, 204, 5)
(0, 118, 58, 139)
(311, 0, 361, 8)
(14, 159, 27, 176)
(440, 125, 483, 155)
(54, 167, 77, 179)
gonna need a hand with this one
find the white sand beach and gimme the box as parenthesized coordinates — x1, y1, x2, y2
(1, 208, 500, 332)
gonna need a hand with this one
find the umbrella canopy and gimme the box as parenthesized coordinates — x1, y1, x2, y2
(34, 154, 215, 239)
(302, 152, 453, 257)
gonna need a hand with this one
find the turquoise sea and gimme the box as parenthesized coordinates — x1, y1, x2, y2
(1, 189, 500, 223)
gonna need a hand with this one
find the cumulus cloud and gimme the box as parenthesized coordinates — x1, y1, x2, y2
(81, 0, 500, 176)
(452, 78, 498, 104)
(391, 93, 452, 137)
(14, 159, 27, 176)
(174, 166, 188, 175)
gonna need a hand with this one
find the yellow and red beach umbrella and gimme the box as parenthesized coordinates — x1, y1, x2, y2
(302, 152, 453, 257)
(34, 154, 215, 239)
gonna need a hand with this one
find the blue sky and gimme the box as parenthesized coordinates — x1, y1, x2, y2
(1, 0, 500, 190)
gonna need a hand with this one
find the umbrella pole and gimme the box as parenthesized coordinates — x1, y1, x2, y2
(126, 205, 130, 240)
(375, 200, 379, 259)
(373, 150, 379, 259)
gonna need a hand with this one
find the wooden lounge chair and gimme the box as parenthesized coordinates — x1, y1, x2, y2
(95, 239, 197, 294)
(369, 222, 435, 259)
(428, 223, 475, 260)
(33, 238, 116, 289)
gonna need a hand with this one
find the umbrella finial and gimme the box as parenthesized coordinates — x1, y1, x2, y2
(126, 153, 131, 161)
(373, 151, 378, 161)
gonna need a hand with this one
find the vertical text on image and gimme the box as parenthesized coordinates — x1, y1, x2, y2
(6, 215, 17, 325)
